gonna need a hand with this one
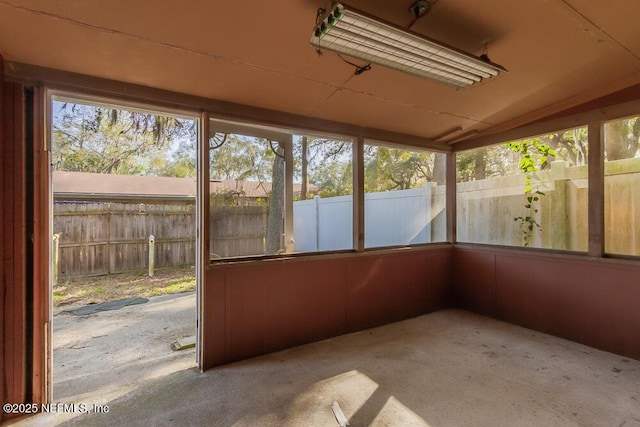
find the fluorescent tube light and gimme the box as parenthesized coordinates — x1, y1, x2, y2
(310, 3, 506, 88)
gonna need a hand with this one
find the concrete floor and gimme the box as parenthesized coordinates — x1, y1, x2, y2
(12, 308, 640, 427)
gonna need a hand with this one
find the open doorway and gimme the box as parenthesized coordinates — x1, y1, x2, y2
(48, 94, 200, 407)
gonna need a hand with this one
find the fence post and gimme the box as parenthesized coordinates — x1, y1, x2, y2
(52, 233, 61, 286)
(148, 234, 155, 277)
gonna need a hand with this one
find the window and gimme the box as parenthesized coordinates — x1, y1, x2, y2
(604, 115, 640, 256)
(456, 127, 588, 250)
(208, 125, 286, 259)
(207, 121, 450, 259)
(292, 136, 353, 252)
(208, 122, 356, 258)
(363, 144, 446, 248)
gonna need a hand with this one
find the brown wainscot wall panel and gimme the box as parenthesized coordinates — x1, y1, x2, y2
(2, 80, 27, 422)
(202, 246, 452, 369)
(203, 267, 227, 369)
(451, 248, 496, 316)
(453, 246, 640, 361)
(346, 249, 449, 331)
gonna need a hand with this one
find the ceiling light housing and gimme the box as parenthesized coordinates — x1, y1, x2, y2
(408, 1, 431, 19)
(310, 3, 506, 88)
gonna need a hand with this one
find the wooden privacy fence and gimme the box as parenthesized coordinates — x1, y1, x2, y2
(54, 202, 269, 279)
(209, 205, 267, 258)
(55, 156, 640, 279)
(54, 202, 196, 279)
(457, 158, 640, 254)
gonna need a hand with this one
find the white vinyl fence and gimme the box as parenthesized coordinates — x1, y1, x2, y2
(293, 186, 443, 252)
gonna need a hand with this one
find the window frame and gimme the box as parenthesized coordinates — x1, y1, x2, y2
(205, 118, 451, 263)
(454, 126, 590, 252)
(451, 99, 640, 261)
(362, 140, 447, 249)
(602, 114, 640, 257)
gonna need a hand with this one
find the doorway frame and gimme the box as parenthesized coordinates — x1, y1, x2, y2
(42, 87, 206, 401)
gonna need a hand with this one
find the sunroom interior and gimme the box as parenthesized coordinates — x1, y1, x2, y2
(1, 0, 640, 425)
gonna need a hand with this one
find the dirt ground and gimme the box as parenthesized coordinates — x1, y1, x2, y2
(44, 292, 197, 425)
(13, 268, 199, 425)
(53, 266, 196, 308)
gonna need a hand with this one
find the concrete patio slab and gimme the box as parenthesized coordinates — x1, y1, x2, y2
(12, 308, 639, 426)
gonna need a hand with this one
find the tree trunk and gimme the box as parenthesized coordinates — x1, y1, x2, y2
(301, 136, 308, 199)
(474, 151, 486, 180)
(605, 120, 634, 160)
(265, 147, 285, 254)
(433, 152, 446, 185)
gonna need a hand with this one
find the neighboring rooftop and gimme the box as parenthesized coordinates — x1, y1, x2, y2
(53, 171, 310, 201)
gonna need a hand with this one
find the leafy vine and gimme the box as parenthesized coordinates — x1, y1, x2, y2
(506, 139, 557, 247)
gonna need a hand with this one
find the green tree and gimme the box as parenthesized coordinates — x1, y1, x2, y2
(364, 146, 434, 191)
(209, 133, 285, 253)
(209, 134, 275, 182)
(605, 117, 639, 160)
(156, 135, 197, 178)
(310, 160, 353, 197)
(456, 145, 520, 182)
(541, 128, 588, 166)
(52, 101, 196, 176)
(295, 137, 352, 199)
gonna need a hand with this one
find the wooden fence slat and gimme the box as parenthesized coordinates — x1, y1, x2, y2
(53, 201, 268, 278)
(54, 201, 199, 279)
(210, 205, 267, 258)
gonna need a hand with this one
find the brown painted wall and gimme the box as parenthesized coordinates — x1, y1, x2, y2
(202, 247, 452, 369)
(452, 246, 640, 360)
(1, 78, 28, 420)
(30, 86, 48, 405)
(0, 54, 5, 425)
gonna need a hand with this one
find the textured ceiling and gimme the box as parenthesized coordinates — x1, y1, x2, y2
(0, 0, 639, 145)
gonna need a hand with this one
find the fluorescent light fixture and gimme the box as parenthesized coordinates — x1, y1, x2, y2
(310, 3, 506, 88)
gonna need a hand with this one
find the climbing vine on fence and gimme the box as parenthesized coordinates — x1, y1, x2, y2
(506, 139, 557, 247)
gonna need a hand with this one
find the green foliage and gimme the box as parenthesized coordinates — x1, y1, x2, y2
(55, 100, 441, 205)
(605, 116, 639, 160)
(209, 190, 246, 206)
(456, 127, 591, 184)
(149, 275, 196, 296)
(506, 139, 557, 247)
(52, 101, 197, 177)
(364, 146, 434, 191)
(296, 140, 436, 197)
(295, 137, 353, 198)
(311, 161, 353, 197)
(209, 135, 275, 181)
(455, 144, 520, 182)
(538, 128, 587, 166)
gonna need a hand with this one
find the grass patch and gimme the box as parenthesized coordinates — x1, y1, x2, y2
(53, 266, 196, 308)
(149, 276, 196, 297)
